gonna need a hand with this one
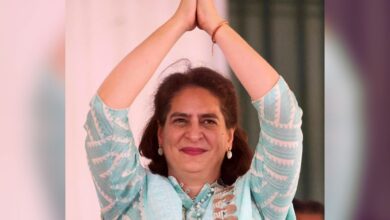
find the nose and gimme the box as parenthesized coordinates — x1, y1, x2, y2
(184, 123, 204, 142)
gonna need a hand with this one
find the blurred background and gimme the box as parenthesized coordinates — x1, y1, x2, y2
(1, 0, 389, 219)
(0, 0, 64, 219)
(326, 0, 390, 219)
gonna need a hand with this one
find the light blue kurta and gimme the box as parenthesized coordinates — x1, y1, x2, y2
(84, 77, 303, 219)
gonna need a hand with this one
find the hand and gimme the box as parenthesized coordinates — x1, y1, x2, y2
(196, 0, 225, 35)
(172, 0, 197, 32)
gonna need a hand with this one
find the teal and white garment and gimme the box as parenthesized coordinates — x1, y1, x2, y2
(84, 77, 303, 220)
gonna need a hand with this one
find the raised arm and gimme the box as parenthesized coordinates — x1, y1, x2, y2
(98, 0, 197, 108)
(197, 0, 279, 100)
(197, 1, 302, 219)
(85, 2, 197, 218)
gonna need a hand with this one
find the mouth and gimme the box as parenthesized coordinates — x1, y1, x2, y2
(180, 147, 207, 156)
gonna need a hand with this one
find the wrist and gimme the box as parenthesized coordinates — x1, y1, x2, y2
(206, 17, 226, 36)
(169, 15, 190, 34)
(211, 20, 228, 43)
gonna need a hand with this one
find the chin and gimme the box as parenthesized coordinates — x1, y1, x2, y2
(181, 161, 208, 173)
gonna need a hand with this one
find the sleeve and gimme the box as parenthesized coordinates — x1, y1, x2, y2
(84, 95, 146, 219)
(249, 77, 303, 220)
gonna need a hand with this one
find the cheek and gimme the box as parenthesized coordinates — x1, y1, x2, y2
(206, 131, 228, 149)
(162, 127, 184, 146)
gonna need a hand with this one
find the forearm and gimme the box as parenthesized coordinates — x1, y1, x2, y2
(250, 78, 303, 219)
(213, 24, 279, 101)
(98, 17, 187, 108)
(85, 95, 146, 218)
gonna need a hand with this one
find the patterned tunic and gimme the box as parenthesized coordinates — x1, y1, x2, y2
(84, 77, 303, 219)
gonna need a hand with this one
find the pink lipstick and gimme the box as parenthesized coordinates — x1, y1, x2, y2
(180, 147, 206, 156)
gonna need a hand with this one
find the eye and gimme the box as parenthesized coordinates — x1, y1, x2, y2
(202, 119, 217, 126)
(172, 118, 187, 125)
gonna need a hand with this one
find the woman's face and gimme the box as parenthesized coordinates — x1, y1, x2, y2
(158, 86, 234, 181)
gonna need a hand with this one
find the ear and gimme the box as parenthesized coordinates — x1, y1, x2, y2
(157, 123, 164, 146)
(226, 128, 235, 150)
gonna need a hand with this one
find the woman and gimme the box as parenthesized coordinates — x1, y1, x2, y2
(84, 0, 303, 219)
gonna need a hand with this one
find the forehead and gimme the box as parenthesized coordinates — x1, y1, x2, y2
(169, 87, 222, 115)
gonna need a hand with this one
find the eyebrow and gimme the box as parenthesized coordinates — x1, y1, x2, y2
(170, 112, 189, 118)
(169, 112, 219, 119)
(200, 113, 219, 119)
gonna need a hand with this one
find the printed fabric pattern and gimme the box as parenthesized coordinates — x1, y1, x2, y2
(84, 76, 303, 220)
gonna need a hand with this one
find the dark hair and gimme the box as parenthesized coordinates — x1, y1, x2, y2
(293, 198, 324, 215)
(139, 66, 253, 185)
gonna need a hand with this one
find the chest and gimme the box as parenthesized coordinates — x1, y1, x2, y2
(143, 175, 249, 220)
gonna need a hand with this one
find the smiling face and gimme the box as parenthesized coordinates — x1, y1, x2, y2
(158, 86, 235, 181)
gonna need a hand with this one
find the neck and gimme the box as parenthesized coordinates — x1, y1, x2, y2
(169, 170, 219, 199)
